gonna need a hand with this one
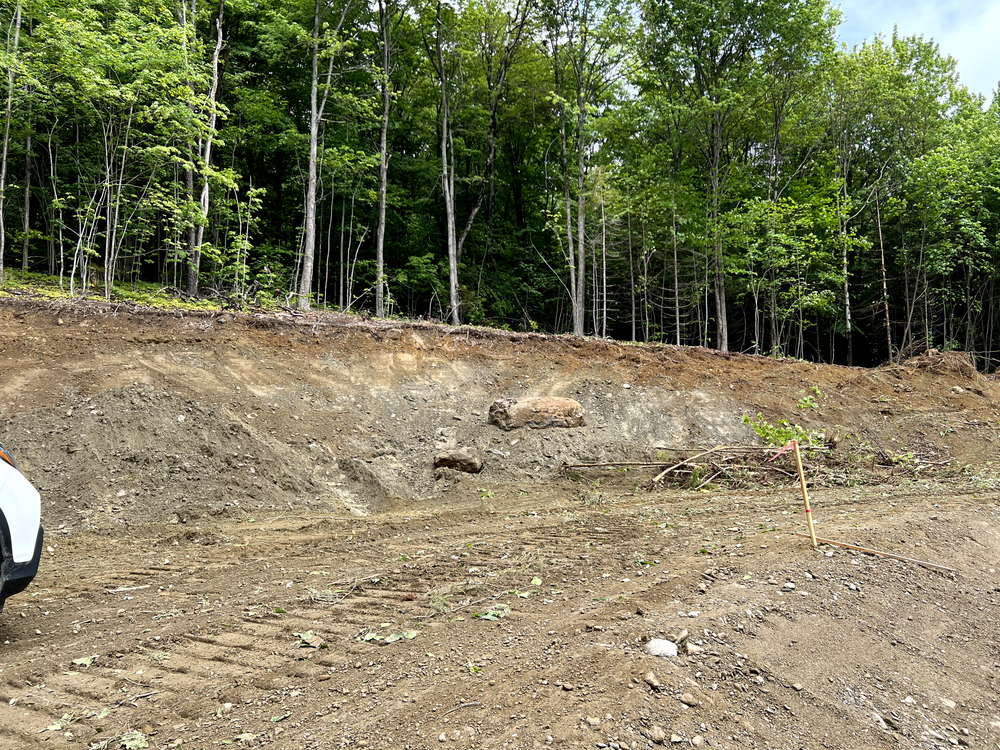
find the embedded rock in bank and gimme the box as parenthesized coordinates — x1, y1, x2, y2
(434, 447, 484, 474)
(488, 397, 585, 431)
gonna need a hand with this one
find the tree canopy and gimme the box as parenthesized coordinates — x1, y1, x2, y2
(2, 0, 998, 367)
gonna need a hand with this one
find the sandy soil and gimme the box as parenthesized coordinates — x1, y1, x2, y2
(0, 297, 997, 750)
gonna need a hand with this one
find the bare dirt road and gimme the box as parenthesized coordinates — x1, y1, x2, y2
(0, 298, 997, 750)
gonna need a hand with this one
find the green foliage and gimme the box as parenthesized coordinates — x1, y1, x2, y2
(743, 413, 825, 448)
(0, 0, 996, 362)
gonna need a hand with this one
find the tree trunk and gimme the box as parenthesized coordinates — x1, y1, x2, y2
(875, 187, 891, 362)
(374, 0, 391, 318)
(21, 132, 30, 270)
(297, 0, 350, 310)
(0, 0, 23, 280)
(297, 2, 323, 310)
(189, 0, 225, 297)
(575, 86, 586, 336)
(558, 99, 577, 333)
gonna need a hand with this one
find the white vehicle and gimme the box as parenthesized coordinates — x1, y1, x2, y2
(0, 442, 42, 612)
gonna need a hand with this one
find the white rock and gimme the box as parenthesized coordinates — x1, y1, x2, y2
(644, 639, 678, 658)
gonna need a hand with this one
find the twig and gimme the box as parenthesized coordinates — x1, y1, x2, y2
(693, 471, 722, 490)
(653, 446, 724, 483)
(114, 691, 158, 708)
(795, 533, 955, 572)
(105, 585, 151, 593)
(444, 702, 481, 715)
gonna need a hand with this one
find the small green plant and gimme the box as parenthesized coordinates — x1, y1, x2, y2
(476, 488, 495, 499)
(797, 386, 823, 409)
(428, 591, 452, 614)
(466, 660, 482, 674)
(474, 603, 510, 621)
(743, 413, 824, 447)
(584, 480, 606, 506)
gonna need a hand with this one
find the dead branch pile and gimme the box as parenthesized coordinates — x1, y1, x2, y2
(903, 349, 984, 383)
(562, 444, 956, 491)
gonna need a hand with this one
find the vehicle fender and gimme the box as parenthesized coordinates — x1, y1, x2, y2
(0, 460, 41, 563)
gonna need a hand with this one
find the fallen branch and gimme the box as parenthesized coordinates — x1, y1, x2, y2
(653, 446, 724, 483)
(795, 533, 955, 573)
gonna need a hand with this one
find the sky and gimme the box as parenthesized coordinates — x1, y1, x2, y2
(835, 0, 1000, 99)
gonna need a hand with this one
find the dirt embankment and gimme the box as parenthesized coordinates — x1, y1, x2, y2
(0, 298, 997, 750)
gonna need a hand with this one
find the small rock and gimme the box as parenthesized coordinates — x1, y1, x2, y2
(783, 582, 795, 591)
(903, 696, 916, 704)
(434, 447, 484, 474)
(675, 629, 689, 644)
(561, 683, 575, 691)
(792, 683, 803, 691)
(647, 726, 667, 744)
(679, 693, 699, 707)
(952, 385, 965, 394)
(685, 642, 704, 655)
(873, 712, 890, 731)
(941, 698, 957, 709)
(585, 717, 601, 728)
(691, 737, 705, 748)
(643, 671, 661, 689)
(670, 735, 683, 743)
(439, 733, 447, 742)
(644, 639, 678, 658)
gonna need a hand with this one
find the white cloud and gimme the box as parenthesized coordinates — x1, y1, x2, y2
(835, 0, 1000, 98)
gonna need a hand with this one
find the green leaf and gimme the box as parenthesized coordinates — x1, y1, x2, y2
(72, 655, 97, 667)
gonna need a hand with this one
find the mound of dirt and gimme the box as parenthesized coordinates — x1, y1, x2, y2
(4, 384, 338, 530)
(903, 349, 984, 382)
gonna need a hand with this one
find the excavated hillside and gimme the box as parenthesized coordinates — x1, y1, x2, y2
(0, 297, 998, 750)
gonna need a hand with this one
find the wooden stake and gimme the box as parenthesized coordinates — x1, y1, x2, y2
(793, 440, 817, 548)
(793, 533, 955, 573)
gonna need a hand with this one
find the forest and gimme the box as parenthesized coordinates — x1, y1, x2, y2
(1, 0, 998, 367)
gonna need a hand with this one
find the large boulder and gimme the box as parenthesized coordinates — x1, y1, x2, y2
(434, 447, 484, 474)
(488, 397, 585, 431)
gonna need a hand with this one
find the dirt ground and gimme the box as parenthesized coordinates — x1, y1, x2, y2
(0, 297, 998, 750)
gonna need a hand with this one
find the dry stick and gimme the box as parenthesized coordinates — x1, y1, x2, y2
(444, 702, 481, 715)
(793, 441, 817, 548)
(653, 446, 723, 483)
(794, 533, 955, 573)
